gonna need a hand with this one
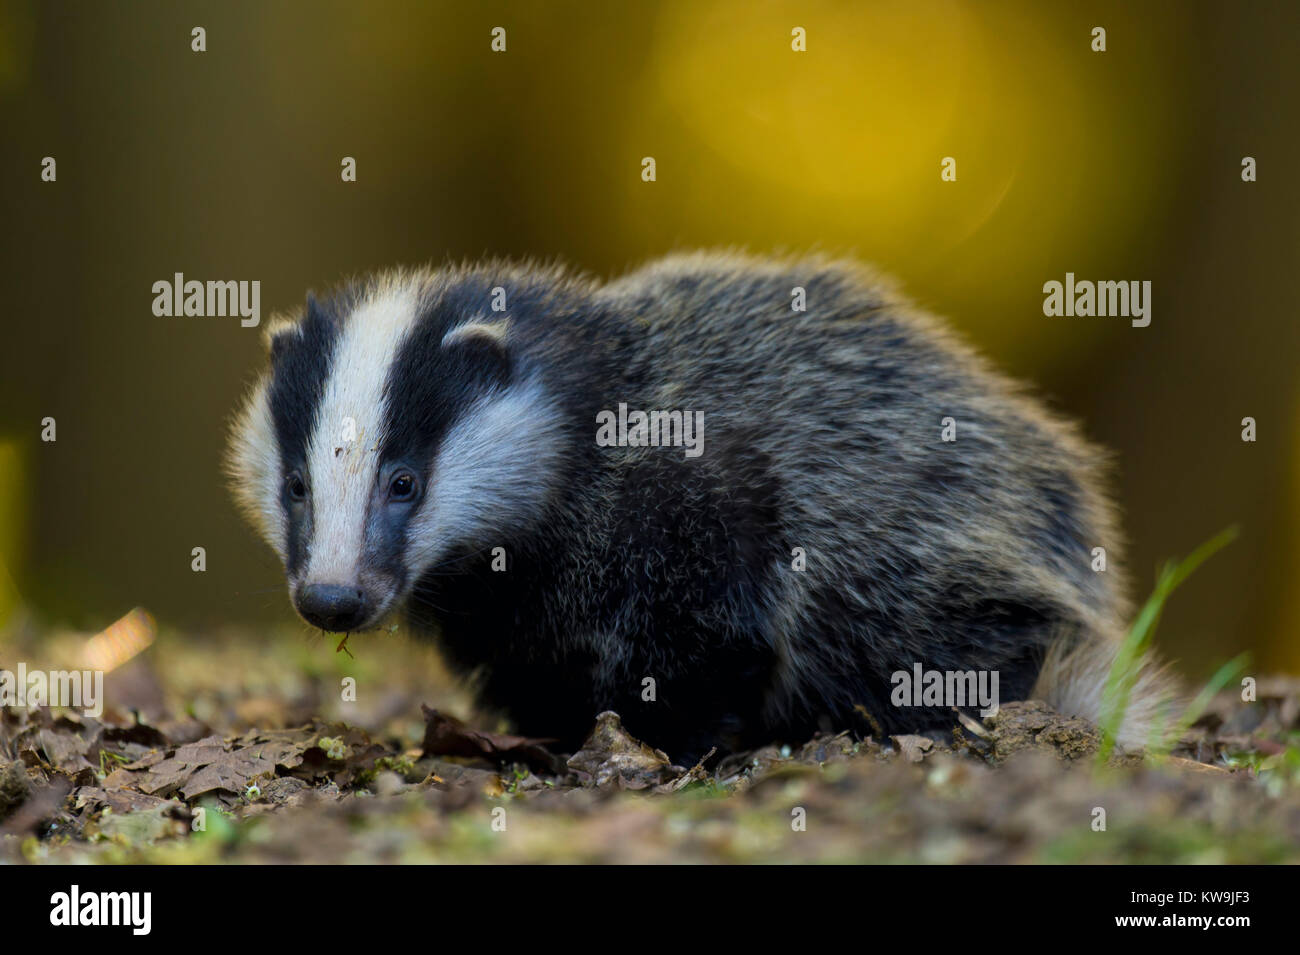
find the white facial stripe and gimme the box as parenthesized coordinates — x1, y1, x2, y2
(302, 286, 421, 584)
(405, 377, 562, 577)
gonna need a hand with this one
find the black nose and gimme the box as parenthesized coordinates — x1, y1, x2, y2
(296, 583, 367, 632)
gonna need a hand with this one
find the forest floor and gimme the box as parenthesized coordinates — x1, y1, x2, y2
(2, 615, 1299, 864)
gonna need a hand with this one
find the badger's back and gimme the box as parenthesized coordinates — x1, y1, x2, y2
(584, 256, 1132, 732)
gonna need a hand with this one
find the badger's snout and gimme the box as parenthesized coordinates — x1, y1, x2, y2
(295, 583, 369, 632)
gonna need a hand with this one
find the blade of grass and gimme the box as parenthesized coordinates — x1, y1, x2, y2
(1097, 526, 1239, 763)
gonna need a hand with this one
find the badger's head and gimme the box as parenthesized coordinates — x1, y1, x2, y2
(225, 272, 562, 633)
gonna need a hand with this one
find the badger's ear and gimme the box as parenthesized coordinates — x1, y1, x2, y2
(265, 295, 325, 364)
(265, 319, 296, 363)
(441, 319, 511, 382)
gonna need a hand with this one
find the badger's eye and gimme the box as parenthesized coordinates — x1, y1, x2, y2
(285, 473, 307, 502)
(389, 471, 417, 502)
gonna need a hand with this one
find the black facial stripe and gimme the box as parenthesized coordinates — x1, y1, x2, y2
(379, 282, 515, 475)
(268, 294, 345, 576)
(269, 295, 343, 469)
(363, 476, 411, 595)
(283, 488, 312, 577)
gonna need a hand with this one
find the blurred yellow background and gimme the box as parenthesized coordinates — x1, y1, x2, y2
(0, 0, 1296, 675)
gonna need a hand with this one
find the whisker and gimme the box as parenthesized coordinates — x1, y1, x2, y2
(419, 545, 500, 576)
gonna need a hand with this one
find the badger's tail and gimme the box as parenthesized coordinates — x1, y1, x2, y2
(1033, 630, 1182, 751)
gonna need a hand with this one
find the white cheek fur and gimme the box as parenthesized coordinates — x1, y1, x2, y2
(227, 378, 287, 559)
(404, 376, 564, 581)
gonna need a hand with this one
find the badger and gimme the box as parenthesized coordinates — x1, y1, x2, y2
(226, 252, 1172, 761)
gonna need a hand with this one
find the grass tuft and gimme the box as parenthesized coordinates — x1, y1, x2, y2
(1097, 526, 1239, 764)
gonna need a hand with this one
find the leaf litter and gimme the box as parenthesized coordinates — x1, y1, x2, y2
(3, 629, 1300, 863)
